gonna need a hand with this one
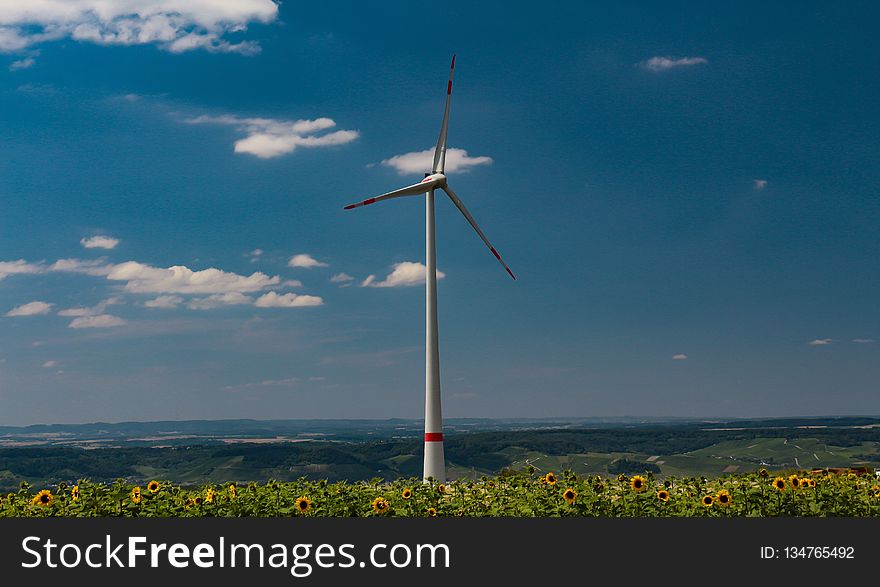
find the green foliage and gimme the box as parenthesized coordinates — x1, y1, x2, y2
(606, 459, 661, 475)
(2, 470, 878, 518)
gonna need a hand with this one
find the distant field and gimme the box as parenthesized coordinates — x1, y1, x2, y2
(2, 417, 879, 491)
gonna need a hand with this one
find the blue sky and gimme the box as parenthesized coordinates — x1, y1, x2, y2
(1, 1, 878, 425)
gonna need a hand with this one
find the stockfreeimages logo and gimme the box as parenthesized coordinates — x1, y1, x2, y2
(21, 535, 450, 578)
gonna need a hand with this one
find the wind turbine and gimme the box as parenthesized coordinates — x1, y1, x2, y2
(343, 55, 515, 483)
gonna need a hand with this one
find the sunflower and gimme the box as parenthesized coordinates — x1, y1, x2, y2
(32, 490, 54, 507)
(656, 490, 670, 502)
(789, 475, 800, 489)
(71, 485, 80, 502)
(205, 489, 215, 504)
(486, 480, 495, 489)
(401, 488, 413, 500)
(437, 484, 447, 494)
(194, 496, 203, 506)
(808, 479, 816, 488)
(228, 484, 237, 498)
(543, 472, 558, 486)
(58, 482, 68, 491)
(871, 485, 880, 498)
(617, 473, 628, 483)
(131, 487, 142, 504)
(426, 507, 438, 517)
(372, 497, 389, 515)
(630, 475, 646, 492)
(147, 480, 160, 494)
(562, 488, 577, 504)
(773, 477, 786, 491)
(716, 490, 732, 507)
(295, 496, 311, 514)
(701, 495, 714, 507)
(759, 468, 769, 478)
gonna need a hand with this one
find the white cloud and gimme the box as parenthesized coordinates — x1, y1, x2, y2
(380, 147, 493, 175)
(0, 259, 44, 280)
(361, 262, 445, 288)
(254, 291, 323, 307)
(144, 295, 183, 309)
(808, 338, 833, 346)
(281, 279, 303, 288)
(9, 55, 34, 70)
(57, 297, 122, 317)
(753, 179, 768, 190)
(225, 377, 299, 391)
(330, 272, 354, 283)
(187, 292, 253, 310)
(852, 338, 875, 344)
(288, 253, 328, 269)
(248, 248, 263, 263)
(68, 314, 127, 329)
(0, 0, 278, 56)
(640, 56, 708, 72)
(5, 301, 54, 317)
(42, 360, 57, 368)
(672, 354, 688, 360)
(185, 115, 358, 158)
(49, 258, 114, 276)
(106, 261, 279, 294)
(80, 235, 119, 249)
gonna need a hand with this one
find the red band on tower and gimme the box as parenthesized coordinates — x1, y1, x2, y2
(424, 432, 444, 442)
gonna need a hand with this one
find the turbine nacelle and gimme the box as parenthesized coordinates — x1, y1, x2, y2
(420, 172, 447, 189)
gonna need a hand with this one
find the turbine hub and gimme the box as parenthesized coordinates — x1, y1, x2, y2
(421, 172, 447, 187)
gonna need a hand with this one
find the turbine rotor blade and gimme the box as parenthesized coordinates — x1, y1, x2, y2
(343, 180, 434, 210)
(441, 185, 516, 280)
(431, 54, 456, 174)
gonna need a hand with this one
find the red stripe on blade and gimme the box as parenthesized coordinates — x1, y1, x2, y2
(364, 198, 376, 205)
(447, 80, 453, 95)
(490, 247, 501, 260)
(424, 432, 444, 442)
(343, 204, 356, 210)
(451, 55, 456, 70)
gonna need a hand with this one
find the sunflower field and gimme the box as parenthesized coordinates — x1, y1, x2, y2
(2, 468, 879, 517)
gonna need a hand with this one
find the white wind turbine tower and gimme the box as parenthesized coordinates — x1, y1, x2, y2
(343, 56, 516, 483)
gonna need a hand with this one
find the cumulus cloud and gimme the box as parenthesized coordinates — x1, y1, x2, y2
(185, 115, 358, 158)
(380, 147, 493, 175)
(106, 261, 279, 294)
(57, 297, 122, 317)
(288, 253, 328, 269)
(330, 272, 354, 283)
(672, 354, 688, 360)
(753, 179, 768, 190)
(0, 259, 44, 280)
(640, 56, 708, 72)
(5, 301, 54, 317)
(68, 314, 127, 329)
(144, 295, 183, 309)
(80, 235, 119, 249)
(254, 291, 323, 307)
(187, 292, 253, 310)
(49, 258, 114, 276)
(361, 262, 445, 288)
(0, 0, 279, 56)
(808, 338, 833, 346)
